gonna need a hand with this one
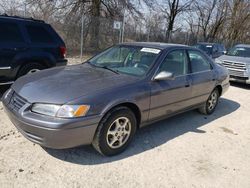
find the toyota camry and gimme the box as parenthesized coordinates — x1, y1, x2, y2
(2, 42, 229, 156)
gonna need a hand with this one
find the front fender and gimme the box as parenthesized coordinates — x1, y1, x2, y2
(67, 82, 151, 124)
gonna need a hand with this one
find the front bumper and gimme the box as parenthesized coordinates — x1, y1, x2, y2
(229, 75, 250, 84)
(2, 92, 101, 149)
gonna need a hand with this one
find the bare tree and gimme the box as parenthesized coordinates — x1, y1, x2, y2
(226, 0, 250, 46)
(0, 0, 23, 15)
(160, 0, 193, 42)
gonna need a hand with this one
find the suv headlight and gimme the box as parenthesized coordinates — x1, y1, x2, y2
(215, 59, 223, 65)
(247, 63, 250, 71)
(31, 103, 90, 118)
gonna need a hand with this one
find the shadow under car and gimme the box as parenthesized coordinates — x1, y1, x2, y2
(44, 97, 240, 164)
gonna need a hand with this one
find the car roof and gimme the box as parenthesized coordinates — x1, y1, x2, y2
(235, 44, 250, 48)
(196, 42, 215, 45)
(121, 42, 187, 50)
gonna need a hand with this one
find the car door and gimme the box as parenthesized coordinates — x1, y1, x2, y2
(187, 49, 216, 105)
(0, 21, 27, 80)
(149, 49, 192, 120)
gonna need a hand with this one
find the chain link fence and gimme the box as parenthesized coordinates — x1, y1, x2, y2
(1, 9, 198, 58)
(49, 15, 195, 58)
(50, 16, 124, 58)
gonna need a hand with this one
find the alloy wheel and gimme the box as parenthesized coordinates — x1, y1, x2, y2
(106, 117, 131, 149)
(207, 91, 218, 111)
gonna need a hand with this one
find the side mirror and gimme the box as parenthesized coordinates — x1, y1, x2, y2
(154, 71, 175, 81)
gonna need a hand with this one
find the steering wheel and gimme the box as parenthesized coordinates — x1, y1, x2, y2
(134, 63, 149, 71)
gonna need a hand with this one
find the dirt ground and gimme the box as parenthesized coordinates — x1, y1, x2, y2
(0, 59, 250, 187)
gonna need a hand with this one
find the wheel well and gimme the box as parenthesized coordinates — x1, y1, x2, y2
(19, 60, 50, 71)
(16, 61, 48, 79)
(215, 85, 222, 96)
(113, 102, 141, 128)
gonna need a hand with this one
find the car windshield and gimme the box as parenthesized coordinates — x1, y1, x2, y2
(194, 44, 213, 55)
(88, 45, 161, 77)
(227, 46, 250, 58)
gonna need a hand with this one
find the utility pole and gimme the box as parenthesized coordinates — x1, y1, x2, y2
(121, 9, 126, 43)
(80, 14, 84, 60)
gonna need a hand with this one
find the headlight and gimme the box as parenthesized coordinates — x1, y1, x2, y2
(247, 63, 250, 71)
(31, 104, 90, 118)
(215, 59, 223, 65)
(57, 105, 90, 118)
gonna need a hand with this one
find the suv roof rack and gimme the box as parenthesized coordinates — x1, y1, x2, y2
(0, 14, 45, 23)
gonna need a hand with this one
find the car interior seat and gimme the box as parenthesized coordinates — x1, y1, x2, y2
(161, 54, 184, 76)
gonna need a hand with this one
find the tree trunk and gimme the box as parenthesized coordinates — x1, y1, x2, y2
(90, 0, 101, 51)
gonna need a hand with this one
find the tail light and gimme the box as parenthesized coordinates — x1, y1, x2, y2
(59, 46, 66, 58)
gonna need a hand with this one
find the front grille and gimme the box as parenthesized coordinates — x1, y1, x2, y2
(9, 92, 27, 112)
(222, 61, 246, 70)
(222, 61, 247, 77)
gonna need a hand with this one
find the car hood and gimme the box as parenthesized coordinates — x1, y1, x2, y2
(12, 64, 139, 104)
(218, 55, 250, 64)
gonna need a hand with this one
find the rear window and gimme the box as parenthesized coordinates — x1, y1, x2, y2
(0, 22, 24, 43)
(26, 25, 55, 43)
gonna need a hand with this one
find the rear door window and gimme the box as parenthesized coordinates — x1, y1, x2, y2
(0, 22, 24, 43)
(188, 50, 212, 73)
(26, 25, 55, 43)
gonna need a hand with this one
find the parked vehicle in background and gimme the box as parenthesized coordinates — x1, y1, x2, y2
(193, 42, 226, 59)
(0, 14, 67, 85)
(2, 42, 229, 156)
(215, 44, 250, 84)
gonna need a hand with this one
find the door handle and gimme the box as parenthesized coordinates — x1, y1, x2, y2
(2, 47, 27, 51)
(14, 47, 28, 51)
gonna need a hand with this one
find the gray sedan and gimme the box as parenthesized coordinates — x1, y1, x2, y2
(2, 42, 229, 156)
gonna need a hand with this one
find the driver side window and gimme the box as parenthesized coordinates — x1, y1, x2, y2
(158, 50, 188, 76)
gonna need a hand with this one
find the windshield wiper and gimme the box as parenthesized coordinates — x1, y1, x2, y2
(90, 64, 119, 74)
(100, 66, 120, 74)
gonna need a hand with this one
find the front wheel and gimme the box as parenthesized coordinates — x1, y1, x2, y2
(92, 106, 137, 156)
(198, 88, 219, 115)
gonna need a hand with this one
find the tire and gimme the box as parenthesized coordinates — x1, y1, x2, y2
(17, 63, 45, 78)
(198, 88, 219, 115)
(92, 106, 137, 156)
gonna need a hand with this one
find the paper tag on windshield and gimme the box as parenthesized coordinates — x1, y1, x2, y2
(237, 48, 246, 51)
(140, 48, 161, 54)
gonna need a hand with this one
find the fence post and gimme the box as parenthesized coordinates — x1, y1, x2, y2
(24, 0, 27, 17)
(80, 14, 84, 61)
(121, 9, 126, 43)
(119, 26, 122, 43)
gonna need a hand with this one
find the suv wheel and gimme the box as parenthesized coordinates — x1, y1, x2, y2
(92, 106, 137, 156)
(198, 88, 219, 115)
(17, 63, 45, 78)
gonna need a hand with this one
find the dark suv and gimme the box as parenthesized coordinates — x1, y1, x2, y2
(0, 15, 67, 85)
(193, 42, 226, 59)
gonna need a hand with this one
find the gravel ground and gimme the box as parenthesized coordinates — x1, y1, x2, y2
(0, 68, 250, 187)
(67, 56, 91, 65)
